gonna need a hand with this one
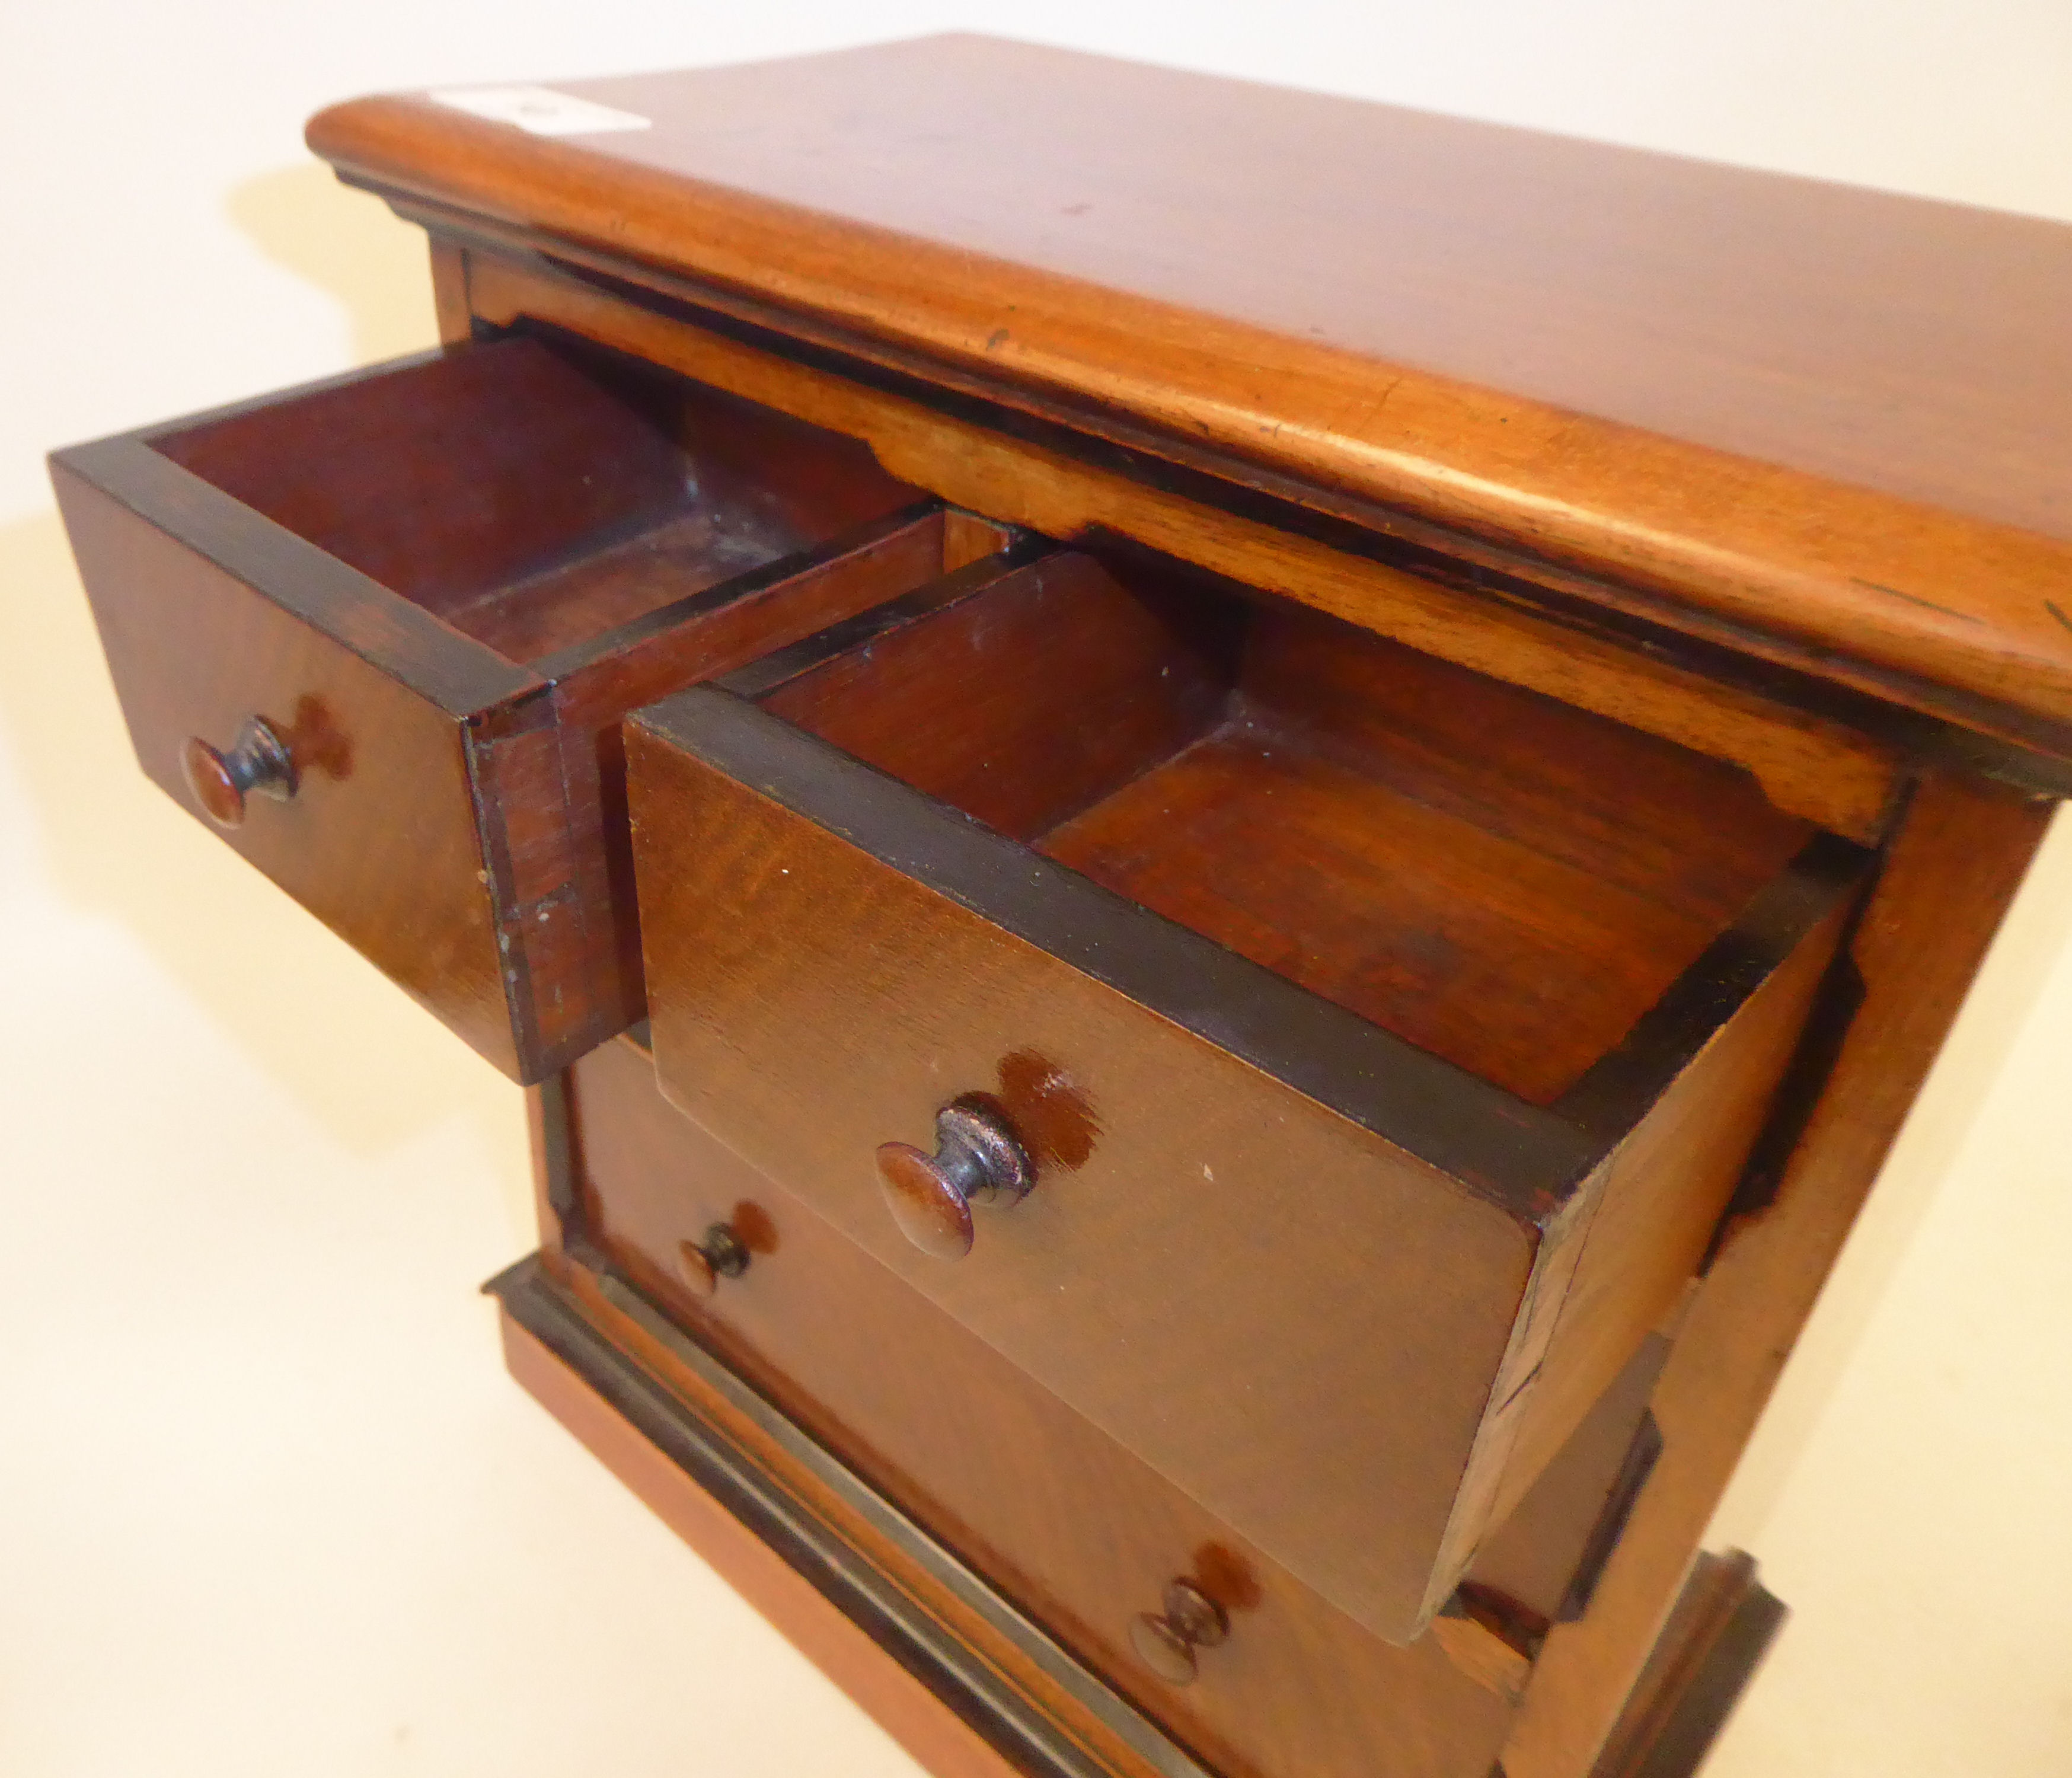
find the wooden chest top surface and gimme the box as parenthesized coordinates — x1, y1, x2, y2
(310, 35, 2072, 749)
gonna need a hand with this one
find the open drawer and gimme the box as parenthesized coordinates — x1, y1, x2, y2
(50, 334, 1014, 1080)
(624, 546, 1867, 1644)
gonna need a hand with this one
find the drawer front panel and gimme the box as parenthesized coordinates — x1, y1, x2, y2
(566, 1037, 1516, 1778)
(52, 461, 525, 1072)
(627, 719, 1542, 1645)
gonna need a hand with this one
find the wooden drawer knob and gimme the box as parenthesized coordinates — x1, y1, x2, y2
(874, 1100, 1032, 1260)
(181, 716, 296, 828)
(676, 1222, 751, 1298)
(1129, 1579, 1229, 1686)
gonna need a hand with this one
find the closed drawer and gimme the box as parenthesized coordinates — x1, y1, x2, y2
(562, 1034, 1517, 1778)
(50, 334, 1011, 1080)
(624, 547, 1866, 1640)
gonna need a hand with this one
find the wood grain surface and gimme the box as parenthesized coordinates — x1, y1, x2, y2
(1479, 892, 1848, 1541)
(561, 1036, 1515, 1778)
(725, 559, 1865, 1633)
(1468, 1336, 1669, 1631)
(1499, 774, 2054, 1775)
(49, 454, 527, 1074)
(53, 48, 2066, 1776)
(761, 547, 1815, 1106)
(456, 251, 1910, 836)
(308, 37, 2072, 742)
(532, 503, 994, 1046)
(629, 713, 1540, 1643)
(153, 337, 697, 641)
(54, 330, 962, 1078)
(626, 633, 1852, 1641)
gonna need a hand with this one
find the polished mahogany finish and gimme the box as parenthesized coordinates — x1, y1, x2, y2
(309, 37, 2072, 754)
(1501, 773, 2051, 1777)
(627, 543, 1863, 1643)
(52, 37, 2070, 1778)
(458, 250, 1907, 847)
(558, 1033, 1515, 1778)
(51, 335, 1010, 1079)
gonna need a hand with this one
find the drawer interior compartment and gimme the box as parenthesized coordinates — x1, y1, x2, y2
(748, 548, 1814, 1107)
(53, 332, 1013, 1080)
(152, 335, 939, 669)
(631, 544, 1867, 1642)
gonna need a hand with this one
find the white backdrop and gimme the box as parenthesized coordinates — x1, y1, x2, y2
(2, 6, 2068, 1774)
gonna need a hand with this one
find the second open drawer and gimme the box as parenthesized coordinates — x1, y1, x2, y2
(624, 545, 1865, 1643)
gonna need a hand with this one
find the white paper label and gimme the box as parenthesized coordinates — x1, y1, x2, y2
(429, 85, 652, 137)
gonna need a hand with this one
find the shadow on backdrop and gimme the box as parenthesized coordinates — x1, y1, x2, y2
(228, 161, 438, 365)
(0, 510, 520, 1163)
(0, 162, 521, 1165)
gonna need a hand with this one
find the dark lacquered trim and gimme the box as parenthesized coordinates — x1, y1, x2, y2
(50, 429, 539, 722)
(1709, 949, 1869, 1256)
(630, 685, 1600, 1218)
(458, 683, 561, 1078)
(1558, 1410, 1665, 1625)
(487, 1252, 1216, 1778)
(1622, 1569, 1787, 1778)
(1552, 832, 1872, 1143)
(532, 1072, 580, 1228)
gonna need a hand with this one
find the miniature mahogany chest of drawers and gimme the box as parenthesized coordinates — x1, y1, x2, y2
(52, 35, 2072, 1778)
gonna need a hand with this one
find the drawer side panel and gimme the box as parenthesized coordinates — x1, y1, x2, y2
(1488, 893, 1856, 1537)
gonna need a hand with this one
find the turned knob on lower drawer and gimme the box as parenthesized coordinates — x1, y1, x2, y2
(676, 1222, 751, 1298)
(181, 716, 296, 828)
(875, 1099, 1032, 1260)
(1130, 1579, 1229, 1686)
